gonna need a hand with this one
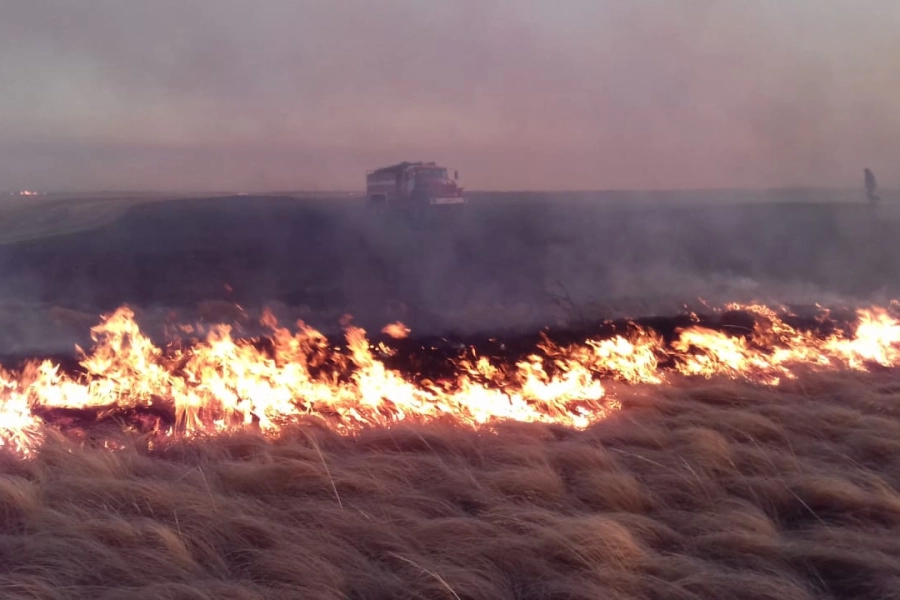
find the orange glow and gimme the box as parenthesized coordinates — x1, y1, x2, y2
(381, 322, 411, 339)
(1, 302, 899, 455)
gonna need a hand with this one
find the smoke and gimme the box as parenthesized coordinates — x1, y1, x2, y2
(0, 189, 898, 356)
(1, 0, 899, 191)
(1, 3, 899, 352)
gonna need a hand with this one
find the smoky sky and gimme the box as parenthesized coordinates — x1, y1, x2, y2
(1, 0, 898, 192)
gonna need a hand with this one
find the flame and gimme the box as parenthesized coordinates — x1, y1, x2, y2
(825, 308, 900, 369)
(382, 322, 411, 339)
(0, 302, 899, 456)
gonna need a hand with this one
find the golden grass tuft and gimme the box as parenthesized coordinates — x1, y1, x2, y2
(2, 370, 900, 598)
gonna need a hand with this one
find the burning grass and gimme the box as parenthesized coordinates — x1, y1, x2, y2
(1, 301, 900, 454)
(2, 372, 900, 598)
(1, 301, 900, 596)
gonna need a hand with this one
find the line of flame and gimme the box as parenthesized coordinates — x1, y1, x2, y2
(1, 303, 898, 455)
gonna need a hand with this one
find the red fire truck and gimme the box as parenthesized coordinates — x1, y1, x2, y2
(365, 161, 466, 216)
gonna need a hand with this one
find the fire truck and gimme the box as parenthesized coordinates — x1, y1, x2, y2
(365, 161, 466, 216)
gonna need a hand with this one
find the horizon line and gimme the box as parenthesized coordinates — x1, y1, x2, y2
(3, 185, 887, 197)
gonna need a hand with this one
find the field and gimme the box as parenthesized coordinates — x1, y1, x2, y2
(1, 189, 900, 598)
(4, 373, 900, 599)
(1, 188, 899, 354)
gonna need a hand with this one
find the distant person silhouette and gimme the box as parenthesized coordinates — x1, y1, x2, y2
(864, 167, 880, 206)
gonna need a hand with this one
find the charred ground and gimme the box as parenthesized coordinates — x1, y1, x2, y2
(0, 189, 897, 354)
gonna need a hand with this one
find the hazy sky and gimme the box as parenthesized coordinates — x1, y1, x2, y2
(2, 0, 898, 192)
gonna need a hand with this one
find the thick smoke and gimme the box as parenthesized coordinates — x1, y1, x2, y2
(1, 1, 898, 191)
(333, 189, 900, 333)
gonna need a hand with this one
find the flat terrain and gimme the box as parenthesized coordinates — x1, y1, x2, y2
(0, 189, 898, 354)
(1, 190, 900, 598)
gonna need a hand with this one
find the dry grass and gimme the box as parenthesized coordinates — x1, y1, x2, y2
(3, 372, 900, 599)
(0, 195, 188, 246)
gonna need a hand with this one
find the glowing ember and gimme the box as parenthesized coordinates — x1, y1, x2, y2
(0, 302, 898, 456)
(381, 322, 411, 339)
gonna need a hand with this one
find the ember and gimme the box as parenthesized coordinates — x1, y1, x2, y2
(1, 302, 899, 456)
(381, 321, 411, 339)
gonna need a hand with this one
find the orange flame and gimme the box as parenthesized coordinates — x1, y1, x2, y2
(381, 322, 411, 339)
(0, 302, 898, 456)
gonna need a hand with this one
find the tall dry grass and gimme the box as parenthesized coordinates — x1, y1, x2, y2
(2, 371, 900, 598)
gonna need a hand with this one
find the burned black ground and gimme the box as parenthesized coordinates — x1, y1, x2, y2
(0, 191, 897, 351)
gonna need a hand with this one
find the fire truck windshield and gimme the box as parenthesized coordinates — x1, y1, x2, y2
(416, 168, 448, 180)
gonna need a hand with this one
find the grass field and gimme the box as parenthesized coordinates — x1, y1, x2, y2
(0, 197, 130, 246)
(0, 194, 187, 246)
(1, 191, 899, 598)
(2, 370, 899, 599)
